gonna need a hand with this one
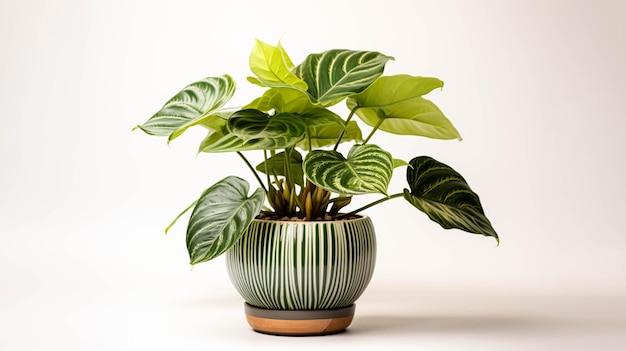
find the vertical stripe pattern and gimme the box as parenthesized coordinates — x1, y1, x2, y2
(226, 216, 376, 310)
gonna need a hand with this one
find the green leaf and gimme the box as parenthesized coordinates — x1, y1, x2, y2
(403, 156, 498, 241)
(303, 144, 393, 195)
(247, 39, 308, 90)
(186, 176, 265, 264)
(245, 87, 344, 126)
(256, 150, 304, 187)
(200, 111, 307, 153)
(134, 75, 236, 139)
(393, 158, 410, 168)
(295, 50, 394, 106)
(245, 87, 356, 150)
(244, 87, 316, 113)
(347, 75, 461, 140)
(168, 109, 233, 142)
(228, 109, 307, 142)
(297, 121, 363, 150)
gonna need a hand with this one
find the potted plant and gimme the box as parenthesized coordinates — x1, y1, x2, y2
(135, 39, 498, 336)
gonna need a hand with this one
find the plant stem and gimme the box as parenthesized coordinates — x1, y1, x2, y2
(306, 129, 312, 151)
(336, 192, 404, 219)
(263, 150, 271, 189)
(333, 106, 359, 151)
(284, 147, 294, 189)
(362, 118, 385, 145)
(237, 151, 267, 194)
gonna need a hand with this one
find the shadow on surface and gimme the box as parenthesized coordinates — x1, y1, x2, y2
(348, 314, 563, 335)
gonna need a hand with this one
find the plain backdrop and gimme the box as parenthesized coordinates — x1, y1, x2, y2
(1, 0, 625, 349)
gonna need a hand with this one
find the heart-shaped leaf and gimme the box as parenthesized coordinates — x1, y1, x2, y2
(347, 75, 461, 140)
(403, 156, 498, 241)
(200, 111, 306, 153)
(303, 144, 393, 195)
(247, 39, 308, 90)
(228, 109, 307, 142)
(186, 176, 265, 265)
(134, 75, 236, 139)
(256, 150, 304, 186)
(295, 50, 394, 106)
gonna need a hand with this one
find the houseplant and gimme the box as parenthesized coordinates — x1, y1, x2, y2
(135, 39, 498, 335)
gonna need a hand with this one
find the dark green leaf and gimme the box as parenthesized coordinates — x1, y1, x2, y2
(200, 111, 307, 153)
(403, 156, 498, 241)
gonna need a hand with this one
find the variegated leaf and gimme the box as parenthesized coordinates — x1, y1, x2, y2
(200, 111, 306, 153)
(295, 50, 394, 106)
(228, 109, 307, 142)
(303, 144, 393, 195)
(186, 176, 265, 264)
(134, 75, 235, 139)
(167, 109, 234, 142)
(403, 156, 498, 241)
(347, 75, 461, 140)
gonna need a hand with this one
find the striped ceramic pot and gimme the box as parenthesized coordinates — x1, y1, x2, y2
(225, 216, 376, 335)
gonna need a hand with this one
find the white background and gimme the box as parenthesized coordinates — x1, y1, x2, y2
(1, 0, 625, 349)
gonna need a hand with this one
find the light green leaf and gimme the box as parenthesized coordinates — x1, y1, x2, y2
(186, 176, 265, 264)
(403, 156, 498, 241)
(303, 144, 393, 195)
(247, 39, 308, 90)
(295, 50, 394, 106)
(244, 87, 316, 113)
(200, 111, 307, 153)
(297, 121, 363, 150)
(134, 75, 235, 139)
(256, 150, 304, 187)
(393, 158, 410, 168)
(347, 75, 461, 140)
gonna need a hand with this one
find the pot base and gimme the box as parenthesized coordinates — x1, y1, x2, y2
(243, 303, 355, 336)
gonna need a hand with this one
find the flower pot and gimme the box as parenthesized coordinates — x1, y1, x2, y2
(226, 216, 376, 336)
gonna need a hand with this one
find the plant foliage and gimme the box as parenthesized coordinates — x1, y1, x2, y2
(135, 39, 498, 265)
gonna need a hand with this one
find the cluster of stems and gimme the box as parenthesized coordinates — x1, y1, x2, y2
(237, 106, 399, 220)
